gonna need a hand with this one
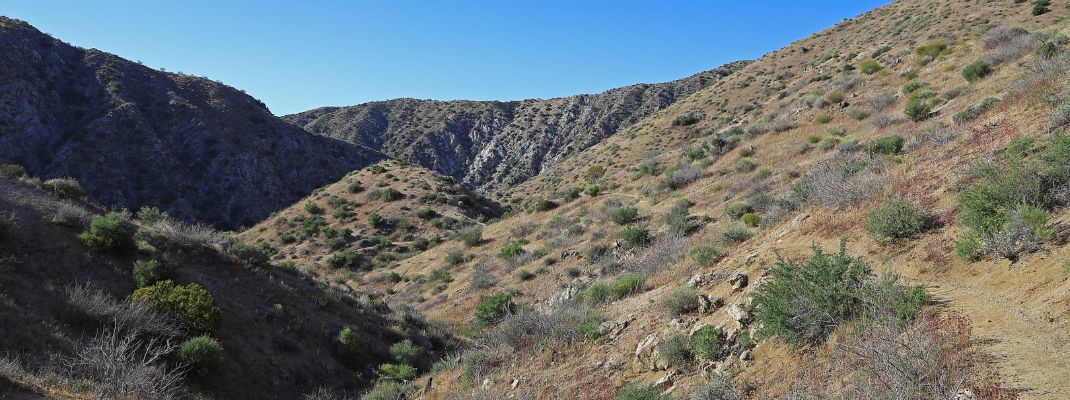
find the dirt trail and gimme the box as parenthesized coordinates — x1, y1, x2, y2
(924, 274, 1070, 400)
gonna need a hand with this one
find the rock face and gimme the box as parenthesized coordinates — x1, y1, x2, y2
(0, 17, 381, 228)
(286, 61, 750, 192)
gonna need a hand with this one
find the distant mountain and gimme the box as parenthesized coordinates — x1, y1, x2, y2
(0, 17, 381, 228)
(285, 61, 750, 192)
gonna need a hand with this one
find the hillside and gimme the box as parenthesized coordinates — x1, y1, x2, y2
(299, 0, 1070, 398)
(0, 17, 381, 229)
(0, 174, 451, 399)
(240, 160, 505, 287)
(286, 61, 750, 192)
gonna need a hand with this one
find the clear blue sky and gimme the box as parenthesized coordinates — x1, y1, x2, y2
(7, 1, 890, 115)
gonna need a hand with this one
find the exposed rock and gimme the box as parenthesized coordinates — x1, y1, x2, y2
(688, 273, 710, 287)
(740, 350, 753, 362)
(729, 273, 749, 291)
(482, 378, 494, 390)
(598, 316, 635, 339)
(634, 333, 666, 372)
(653, 370, 679, 389)
(953, 389, 977, 400)
(727, 304, 752, 327)
(698, 294, 724, 314)
(287, 62, 750, 193)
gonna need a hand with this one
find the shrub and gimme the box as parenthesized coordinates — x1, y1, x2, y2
(611, 273, 646, 298)
(328, 249, 361, 269)
(672, 113, 702, 127)
(178, 336, 224, 378)
(582, 282, 612, 306)
(498, 239, 529, 260)
(367, 212, 386, 228)
(304, 202, 323, 215)
(380, 188, 403, 202)
(415, 208, 437, 220)
(661, 287, 700, 316)
(566, 267, 582, 277)
(474, 292, 515, 325)
(50, 202, 87, 227)
(819, 136, 841, 151)
(859, 59, 882, 74)
(620, 224, 651, 247)
(378, 363, 416, 380)
(0, 164, 26, 179)
(223, 239, 271, 266)
(130, 280, 222, 334)
(724, 202, 752, 219)
(534, 199, 558, 212)
(954, 232, 983, 261)
(814, 113, 832, 124)
(867, 135, 905, 155)
(656, 331, 693, 367)
(688, 244, 720, 266)
(664, 199, 691, 236)
(460, 226, 483, 247)
(962, 60, 992, 83)
(1032, 0, 1050, 15)
(952, 97, 1000, 124)
(865, 197, 931, 240)
(337, 325, 366, 359)
(691, 326, 728, 361)
(80, 212, 137, 253)
(346, 182, 364, 193)
(690, 373, 740, 400)
(740, 212, 760, 228)
(515, 269, 536, 281)
(903, 97, 932, 122)
(135, 207, 170, 224)
(616, 382, 671, 400)
(586, 165, 606, 181)
(611, 206, 639, 225)
(719, 225, 752, 245)
(132, 259, 171, 288)
(445, 250, 467, 266)
(41, 178, 86, 202)
(735, 158, 756, 173)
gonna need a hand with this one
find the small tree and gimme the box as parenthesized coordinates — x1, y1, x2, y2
(178, 336, 224, 378)
(80, 212, 137, 253)
(130, 280, 222, 334)
(133, 259, 171, 288)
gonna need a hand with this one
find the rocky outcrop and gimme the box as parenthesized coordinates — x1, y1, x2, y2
(286, 61, 750, 192)
(0, 17, 380, 228)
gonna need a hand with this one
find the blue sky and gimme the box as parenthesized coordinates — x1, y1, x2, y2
(6, 1, 890, 115)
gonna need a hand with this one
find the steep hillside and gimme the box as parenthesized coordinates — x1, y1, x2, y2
(286, 61, 750, 192)
(241, 159, 505, 285)
(0, 17, 381, 229)
(0, 175, 450, 399)
(312, 0, 1070, 398)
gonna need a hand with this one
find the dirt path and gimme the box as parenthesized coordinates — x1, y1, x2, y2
(925, 275, 1070, 399)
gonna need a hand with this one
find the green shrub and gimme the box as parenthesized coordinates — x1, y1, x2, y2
(619, 224, 651, 247)
(691, 326, 728, 361)
(611, 273, 646, 298)
(616, 382, 671, 400)
(740, 212, 760, 228)
(672, 113, 702, 127)
(586, 165, 606, 181)
(132, 259, 171, 288)
(178, 336, 224, 378)
(566, 267, 582, 277)
(611, 206, 639, 225)
(962, 60, 992, 83)
(735, 158, 757, 173)
(859, 59, 882, 74)
(445, 250, 467, 265)
(327, 249, 361, 269)
(866, 135, 905, 155)
(378, 363, 416, 380)
(337, 325, 366, 359)
(474, 292, 516, 325)
(80, 212, 137, 253)
(130, 280, 222, 334)
(814, 113, 832, 124)
(346, 182, 364, 193)
(690, 373, 740, 400)
(720, 225, 752, 245)
(656, 331, 693, 367)
(380, 188, 403, 202)
(135, 206, 170, 224)
(661, 287, 700, 316)
(901, 81, 929, 95)
(41, 178, 86, 202)
(865, 197, 931, 240)
(362, 381, 415, 400)
(582, 282, 612, 306)
(534, 199, 558, 212)
(367, 212, 388, 229)
(0, 164, 26, 179)
(664, 199, 691, 235)
(461, 227, 483, 247)
(369, 164, 387, 174)
(904, 97, 933, 122)
(954, 232, 983, 261)
(304, 202, 323, 215)
(515, 269, 536, 281)
(724, 202, 753, 219)
(688, 244, 720, 266)
(415, 208, 437, 220)
(953, 97, 1000, 124)
(498, 239, 529, 260)
(1032, 0, 1050, 15)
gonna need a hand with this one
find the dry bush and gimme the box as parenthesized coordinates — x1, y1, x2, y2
(478, 305, 599, 350)
(904, 121, 960, 152)
(52, 202, 89, 227)
(136, 219, 221, 251)
(789, 311, 1010, 399)
(768, 112, 798, 133)
(65, 284, 180, 337)
(796, 156, 888, 209)
(468, 262, 498, 291)
(618, 234, 688, 276)
(509, 220, 536, 238)
(65, 323, 185, 400)
(863, 93, 896, 113)
(656, 162, 706, 191)
(980, 26, 1038, 65)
